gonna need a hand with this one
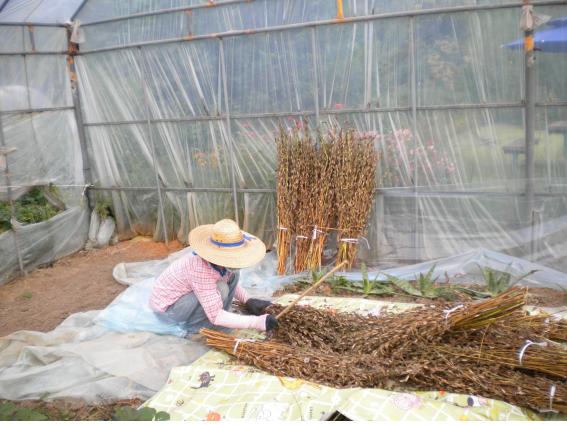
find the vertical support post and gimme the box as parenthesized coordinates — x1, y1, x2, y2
(410, 16, 420, 262)
(336, 0, 344, 20)
(219, 38, 240, 226)
(138, 46, 169, 246)
(0, 113, 25, 275)
(310, 27, 320, 126)
(66, 30, 93, 209)
(522, 0, 536, 258)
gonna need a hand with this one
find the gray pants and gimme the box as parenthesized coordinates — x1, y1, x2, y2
(155, 272, 240, 335)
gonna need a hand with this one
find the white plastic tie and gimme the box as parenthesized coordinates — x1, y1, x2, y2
(296, 235, 308, 240)
(518, 339, 547, 365)
(311, 226, 326, 240)
(233, 338, 256, 354)
(540, 384, 558, 413)
(278, 226, 288, 231)
(443, 304, 464, 321)
(359, 236, 370, 249)
(340, 237, 370, 249)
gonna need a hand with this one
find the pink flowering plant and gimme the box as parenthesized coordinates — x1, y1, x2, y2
(375, 128, 457, 187)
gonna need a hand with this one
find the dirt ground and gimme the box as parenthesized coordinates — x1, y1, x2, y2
(0, 398, 143, 421)
(0, 237, 183, 338)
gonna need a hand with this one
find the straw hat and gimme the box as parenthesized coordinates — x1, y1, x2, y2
(189, 219, 266, 269)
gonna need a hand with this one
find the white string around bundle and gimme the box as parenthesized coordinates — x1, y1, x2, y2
(443, 304, 464, 321)
(518, 339, 547, 365)
(311, 225, 326, 240)
(233, 338, 257, 354)
(339, 236, 370, 249)
(278, 226, 288, 231)
(296, 235, 308, 240)
(540, 384, 558, 413)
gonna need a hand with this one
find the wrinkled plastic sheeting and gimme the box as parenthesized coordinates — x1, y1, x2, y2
(340, 248, 567, 291)
(0, 310, 209, 403)
(95, 277, 190, 338)
(113, 246, 195, 286)
(113, 247, 281, 299)
(0, 206, 90, 285)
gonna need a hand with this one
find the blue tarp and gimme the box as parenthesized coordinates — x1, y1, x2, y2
(504, 17, 567, 53)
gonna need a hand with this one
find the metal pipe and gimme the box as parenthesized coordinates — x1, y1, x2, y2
(81, 0, 253, 26)
(0, 112, 25, 275)
(410, 16, 420, 262)
(78, 0, 566, 54)
(336, 0, 344, 20)
(138, 46, 169, 246)
(0, 51, 67, 56)
(70, 0, 89, 21)
(310, 27, 320, 125)
(523, 0, 536, 258)
(80, 0, 565, 29)
(88, 185, 563, 199)
(219, 38, 240, 225)
(0, 22, 66, 27)
(81, 101, 567, 128)
(66, 34, 94, 209)
(90, 186, 275, 193)
(0, 106, 75, 114)
(0, 0, 9, 13)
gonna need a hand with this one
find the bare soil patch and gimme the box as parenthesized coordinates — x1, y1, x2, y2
(0, 237, 183, 337)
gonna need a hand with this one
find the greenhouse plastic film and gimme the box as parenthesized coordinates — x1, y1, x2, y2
(0, 206, 89, 285)
(0, 29, 88, 283)
(41, 2, 567, 276)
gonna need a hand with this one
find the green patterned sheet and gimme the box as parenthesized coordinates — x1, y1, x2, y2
(144, 295, 547, 421)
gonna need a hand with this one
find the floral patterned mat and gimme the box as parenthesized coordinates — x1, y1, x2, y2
(144, 295, 552, 421)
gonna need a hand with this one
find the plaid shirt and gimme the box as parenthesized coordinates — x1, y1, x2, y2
(149, 254, 249, 323)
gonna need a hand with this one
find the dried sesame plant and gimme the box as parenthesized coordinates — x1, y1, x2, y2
(202, 288, 567, 415)
(333, 129, 378, 270)
(275, 127, 293, 275)
(305, 131, 337, 271)
(275, 124, 378, 273)
(290, 130, 317, 273)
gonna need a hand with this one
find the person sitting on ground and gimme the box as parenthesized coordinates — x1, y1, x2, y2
(149, 219, 278, 335)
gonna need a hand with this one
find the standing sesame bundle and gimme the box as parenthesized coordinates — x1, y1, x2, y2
(275, 127, 293, 275)
(306, 131, 338, 270)
(289, 128, 317, 273)
(333, 129, 378, 270)
(275, 125, 379, 273)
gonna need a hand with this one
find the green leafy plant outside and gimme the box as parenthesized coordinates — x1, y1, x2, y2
(95, 196, 113, 220)
(113, 406, 170, 421)
(0, 187, 63, 234)
(0, 402, 48, 421)
(480, 266, 538, 296)
(0, 401, 170, 421)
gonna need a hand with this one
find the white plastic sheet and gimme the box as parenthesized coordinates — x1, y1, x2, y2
(0, 310, 209, 402)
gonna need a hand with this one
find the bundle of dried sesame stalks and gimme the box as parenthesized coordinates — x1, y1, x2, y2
(333, 129, 378, 269)
(275, 124, 378, 273)
(275, 127, 293, 275)
(202, 288, 567, 415)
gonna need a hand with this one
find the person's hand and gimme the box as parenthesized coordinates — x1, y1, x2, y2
(245, 298, 272, 315)
(265, 314, 278, 332)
